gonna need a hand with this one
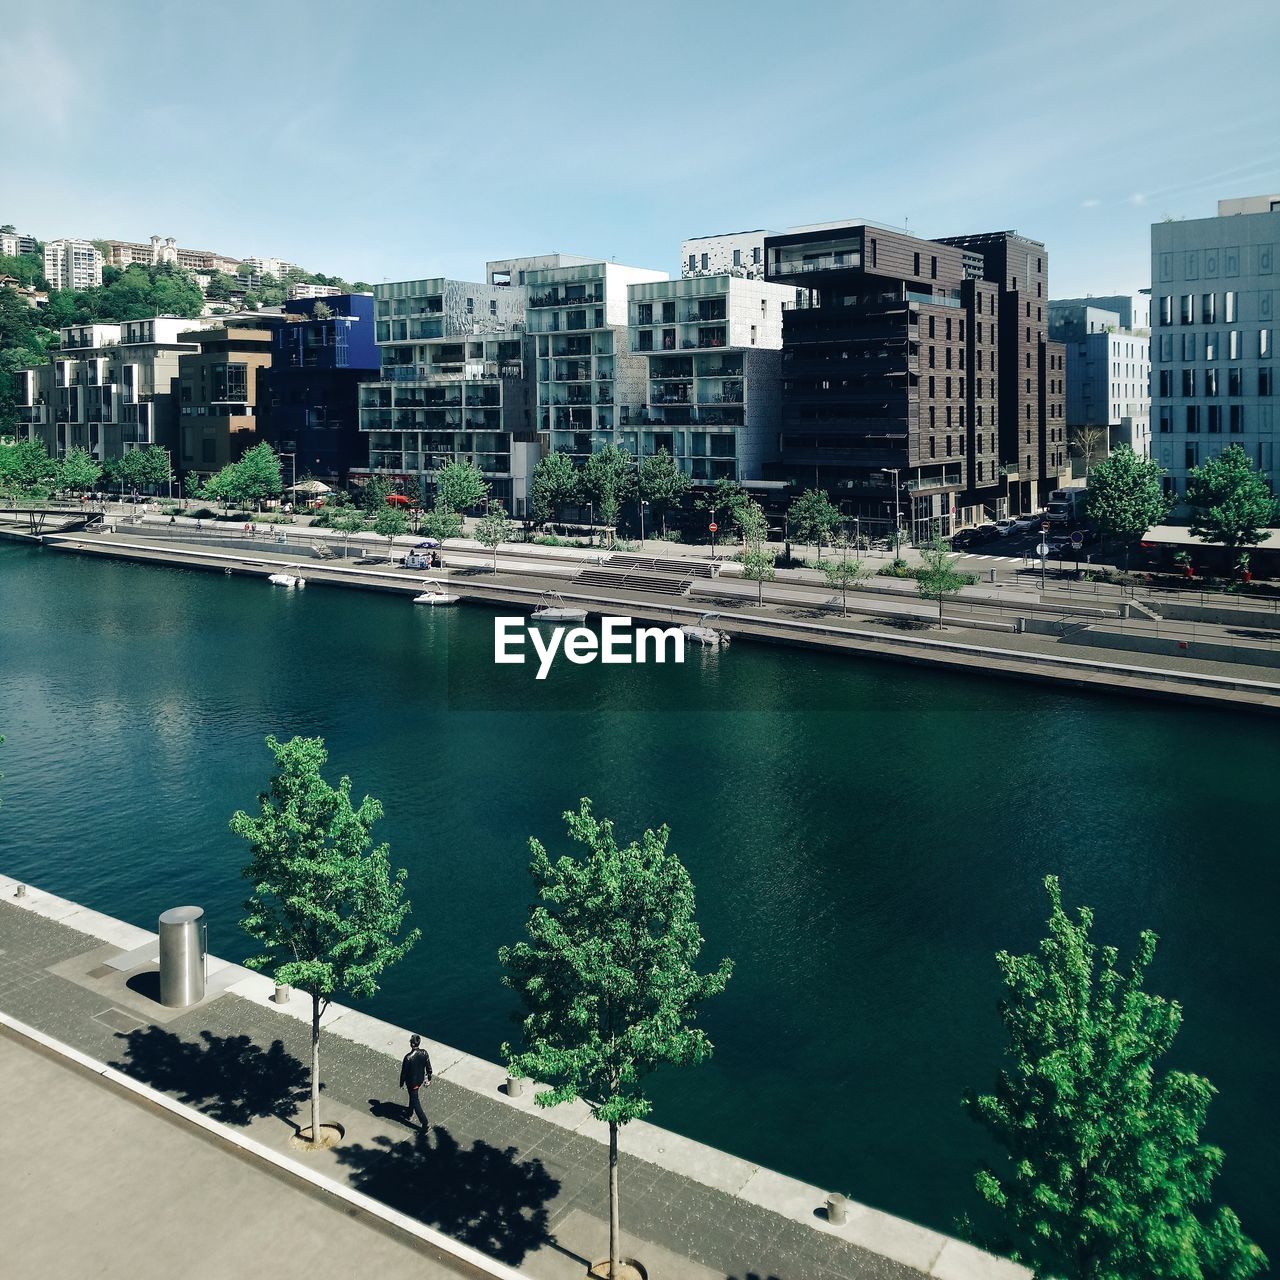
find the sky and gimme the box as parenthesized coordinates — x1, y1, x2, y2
(3, 0, 1279, 299)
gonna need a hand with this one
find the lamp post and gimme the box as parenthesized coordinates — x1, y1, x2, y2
(881, 467, 902, 561)
(638, 498, 647, 548)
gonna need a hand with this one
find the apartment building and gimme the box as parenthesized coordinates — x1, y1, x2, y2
(358, 272, 539, 513)
(259, 295, 379, 485)
(1049, 295, 1151, 459)
(681, 231, 774, 281)
(525, 260, 667, 462)
(43, 238, 104, 290)
(1150, 194, 1279, 494)
(102, 235, 241, 276)
(287, 283, 346, 301)
(13, 318, 214, 465)
(0, 231, 38, 258)
(627, 273, 792, 481)
(176, 318, 281, 478)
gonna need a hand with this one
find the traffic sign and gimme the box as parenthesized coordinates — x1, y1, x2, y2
(1041, 521, 1049, 532)
(1070, 530, 1084, 548)
(1036, 542, 1050, 557)
(708, 522, 718, 533)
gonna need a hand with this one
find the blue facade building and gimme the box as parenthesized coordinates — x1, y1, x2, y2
(259, 294, 379, 485)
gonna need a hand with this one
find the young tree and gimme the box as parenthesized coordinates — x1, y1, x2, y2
(1185, 444, 1275, 557)
(232, 736, 420, 1147)
(1084, 445, 1172, 568)
(695, 476, 748, 525)
(734, 497, 768, 550)
(741, 544, 777, 605)
(435, 458, 489, 516)
(0, 439, 58, 529)
(530, 450, 580, 527)
(235, 441, 283, 511)
(967, 876, 1266, 1280)
(1068, 425, 1107, 477)
(474, 503, 512, 573)
(789, 488, 840, 562)
(361, 474, 394, 514)
(579, 444, 635, 544)
(333, 507, 368, 558)
(822, 556, 867, 616)
(637, 447, 690, 536)
(420, 506, 464, 542)
(56, 446, 102, 496)
(914, 534, 967, 629)
(501, 800, 731, 1280)
(372, 502, 410, 558)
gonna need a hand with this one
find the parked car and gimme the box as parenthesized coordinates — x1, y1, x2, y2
(1012, 514, 1041, 533)
(413, 538, 441, 549)
(994, 519, 1019, 537)
(951, 528, 983, 549)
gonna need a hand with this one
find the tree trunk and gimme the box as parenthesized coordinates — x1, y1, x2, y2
(609, 1120, 620, 1280)
(310, 991, 321, 1145)
(938, 593, 944, 630)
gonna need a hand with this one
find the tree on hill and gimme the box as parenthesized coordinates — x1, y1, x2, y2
(966, 876, 1266, 1280)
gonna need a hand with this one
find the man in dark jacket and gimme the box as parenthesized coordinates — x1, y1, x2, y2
(399, 1033, 433, 1133)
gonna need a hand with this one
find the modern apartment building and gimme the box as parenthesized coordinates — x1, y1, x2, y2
(1049, 296, 1151, 459)
(175, 318, 281, 478)
(627, 273, 792, 481)
(1150, 195, 1279, 494)
(681, 231, 774, 280)
(287, 283, 346, 301)
(358, 273, 539, 513)
(524, 260, 667, 462)
(259, 295, 379, 485)
(43, 239, 104, 291)
(0, 231, 38, 258)
(13, 318, 215, 466)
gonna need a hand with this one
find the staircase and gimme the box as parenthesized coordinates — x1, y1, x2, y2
(573, 554, 714, 597)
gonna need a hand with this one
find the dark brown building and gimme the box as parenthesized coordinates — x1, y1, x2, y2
(765, 223, 1067, 540)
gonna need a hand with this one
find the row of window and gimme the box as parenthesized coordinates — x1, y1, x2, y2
(1159, 405, 1251, 432)
(1158, 368, 1274, 396)
(1158, 292, 1241, 325)
(1155, 329, 1271, 362)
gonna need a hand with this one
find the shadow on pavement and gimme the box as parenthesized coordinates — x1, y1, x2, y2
(334, 1123, 560, 1266)
(109, 1025, 310, 1127)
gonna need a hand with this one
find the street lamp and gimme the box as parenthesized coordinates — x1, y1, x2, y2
(881, 467, 902, 561)
(638, 498, 647, 547)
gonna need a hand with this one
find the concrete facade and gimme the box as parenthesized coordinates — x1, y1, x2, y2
(681, 230, 774, 280)
(1151, 197, 1279, 492)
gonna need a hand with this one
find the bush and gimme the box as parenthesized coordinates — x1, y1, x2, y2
(187, 507, 218, 520)
(877, 561, 978, 586)
(656, 530, 682, 543)
(308, 509, 332, 528)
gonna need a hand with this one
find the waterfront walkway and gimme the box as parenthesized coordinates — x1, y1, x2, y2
(0, 880, 1023, 1280)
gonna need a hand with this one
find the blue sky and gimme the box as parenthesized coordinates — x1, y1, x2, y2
(4, 0, 1279, 298)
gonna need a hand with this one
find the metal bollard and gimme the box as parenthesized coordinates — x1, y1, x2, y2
(14, 883, 27, 899)
(825, 1192, 849, 1225)
(273, 983, 291, 1004)
(506, 1075, 525, 1098)
(158, 906, 207, 1007)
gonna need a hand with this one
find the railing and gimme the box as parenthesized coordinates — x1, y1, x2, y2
(906, 469, 964, 493)
(770, 254, 862, 275)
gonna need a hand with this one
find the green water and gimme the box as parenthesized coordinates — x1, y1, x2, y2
(1, 542, 1277, 1254)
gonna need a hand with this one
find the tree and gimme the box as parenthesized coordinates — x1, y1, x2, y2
(1084, 445, 1172, 568)
(434, 458, 489, 516)
(789, 488, 840, 561)
(372, 502, 409, 558)
(501, 800, 731, 1280)
(1185, 444, 1275, 561)
(967, 876, 1266, 1280)
(530, 450, 579, 527)
(333, 507, 368, 558)
(56, 446, 102, 495)
(579, 444, 635, 543)
(637, 447, 690, 536)
(108, 445, 174, 499)
(362, 474, 394, 514)
(734, 497, 768, 549)
(310, 300, 333, 320)
(915, 534, 967, 629)
(232, 736, 419, 1147)
(1069, 425, 1107, 477)
(696, 476, 748, 525)
(822, 556, 867, 616)
(474, 503, 512, 573)
(235, 441, 284, 511)
(0, 439, 58, 529)
(741, 545, 777, 605)
(420, 506, 463, 542)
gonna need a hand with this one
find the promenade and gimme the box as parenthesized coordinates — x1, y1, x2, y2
(0, 877, 1024, 1280)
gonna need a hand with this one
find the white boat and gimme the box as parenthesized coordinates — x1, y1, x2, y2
(531, 592, 588, 623)
(268, 571, 306, 588)
(681, 613, 730, 647)
(413, 578, 459, 606)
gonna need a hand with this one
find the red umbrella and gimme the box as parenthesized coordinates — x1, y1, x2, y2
(385, 493, 410, 505)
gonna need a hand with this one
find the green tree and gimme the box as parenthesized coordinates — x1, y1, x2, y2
(332, 507, 368, 558)
(734, 497, 768, 549)
(579, 444, 635, 543)
(434, 458, 489, 515)
(530, 450, 580, 527)
(967, 876, 1265, 1280)
(420, 506, 463, 542)
(232, 736, 420, 1147)
(741, 544, 776, 605)
(474, 503, 512, 573)
(1185, 444, 1275, 560)
(372, 502, 409, 558)
(637, 447, 690, 536)
(56, 446, 102, 495)
(0, 438, 58, 529)
(789, 487, 841, 561)
(235, 441, 284, 511)
(1084, 445, 1172, 568)
(362, 474, 394, 513)
(501, 800, 731, 1280)
(696, 476, 748, 526)
(822, 556, 867, 616)
(915, 534, 967, 629)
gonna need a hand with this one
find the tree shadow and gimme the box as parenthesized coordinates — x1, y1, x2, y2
(333, 1124, 560, 1266)
(109, 1025, 310, 1128)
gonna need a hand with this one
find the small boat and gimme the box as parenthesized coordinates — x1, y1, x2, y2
(413, 578, 459, 606)
(681, 613, 730, 647)
(531, 592, 588, 623)
(268, 571, 306, 588)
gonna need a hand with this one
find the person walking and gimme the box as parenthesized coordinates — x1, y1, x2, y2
(399, 1033, 433, 1134)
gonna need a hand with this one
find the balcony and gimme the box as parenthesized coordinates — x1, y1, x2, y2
(905, 468, 964, 494)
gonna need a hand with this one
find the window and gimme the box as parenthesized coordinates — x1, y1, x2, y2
(1159, 296, 1172, 326)
(1230, 404, 1244, 433)
(750, 324, 757, 345)
(1230, 331, 1242, 359)
(1205, 332, 1218, 360)
(928, 376, 935, 397)
(1225, 291, 1237, 322)
(928, 316, 935, 338)
(870, 238, 877, 267)
(929, 437, 936, 458)
(761, 299, 767, 316)
(913, 252, 920, 275)
(465, 297, 474, 314)
(946, 377, 953, 397)
(1158, 406, 1172, 433)
(945, 318, 952, 340)
(637, 303, 652, 325)
(733, 249, 741, 266)
(1185, 406, 1199, 433)
(1182, 369, 1196, 397)
(1262, 369, 1274, 397)
(928, 346, 935, 367)
(1202, 293, 1216, 323)
(1207, 405, 1222, 433)
(1182, 333, 1196, 361)
(662, 300, 675, 323)
(1205, 368, 1218, 396)
(1229, 368, 1242, 396)
(752, 246, 761, 265)
(1180, 295, 1194, 324)
(688, 254, 696, 272)
(701, 253, 708, 271)
(1262, 329, 1272, 358)
(930, 256, 937, 279)
(1159, 333, 1172, 360)
(945, 347, 952, 369)
(489, 299, 497, 316)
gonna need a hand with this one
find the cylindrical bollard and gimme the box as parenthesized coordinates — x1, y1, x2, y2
(506, 1075, 525, 1098)
(273, 983, 291, 1004)
(825, 1193, 849, 1225)
(14, 883, 27, 898)
(158, 906, 206, 1007)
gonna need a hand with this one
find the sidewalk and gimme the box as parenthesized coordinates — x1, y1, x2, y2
(0, 884, 1024, 1280)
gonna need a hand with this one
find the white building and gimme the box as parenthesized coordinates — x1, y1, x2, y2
(43, 238, 104, 291)
(288, 283, 346, 301)
(524, 260, 667, 460)
(243, 256, 297, 281)
(1151, 195, 1279, 493)
(1, 231, 38, 258)
(681, 231, 774, 280)
(627, 274, 792, 481)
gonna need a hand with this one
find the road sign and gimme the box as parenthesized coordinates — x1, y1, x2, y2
(1036, 542, 1050, 557)
(1070, 530, 1084, 548)
(1041, 521, 1049, 532)
(708, 522, 718, 533)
